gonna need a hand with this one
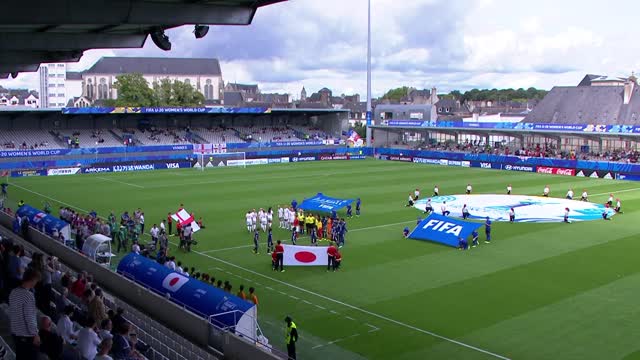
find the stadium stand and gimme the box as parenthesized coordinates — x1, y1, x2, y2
(53, 129, 123, 148)
(0, 221, 221, 360)
(0, 130, 60, 150)
(193, 127, 245, 144)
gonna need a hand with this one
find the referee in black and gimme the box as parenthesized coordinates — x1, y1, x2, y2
(9, 267, 41, 360)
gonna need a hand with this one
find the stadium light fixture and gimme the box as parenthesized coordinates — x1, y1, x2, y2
(194, 25, 210, 39)
(150, 28, 171, 51)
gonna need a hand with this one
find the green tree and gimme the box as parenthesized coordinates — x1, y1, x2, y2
(382, 86, 410, 102)
(153, 78, 204, 107)
(353, 121, 367, 139)
(110, 73, 156, 107)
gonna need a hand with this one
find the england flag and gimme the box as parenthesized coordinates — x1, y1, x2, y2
(283, 245, 328, 266)
(347, 129, 364, 147)
(171, 209, 201, 233)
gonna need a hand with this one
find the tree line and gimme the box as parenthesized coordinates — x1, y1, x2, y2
(381, 87, 547, 103)
(104, 73, 205, 107)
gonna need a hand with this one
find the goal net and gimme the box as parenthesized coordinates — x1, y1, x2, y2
(194, 152, 246, 170)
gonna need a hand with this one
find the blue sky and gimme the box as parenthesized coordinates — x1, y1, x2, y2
(2, 0, 639, 98)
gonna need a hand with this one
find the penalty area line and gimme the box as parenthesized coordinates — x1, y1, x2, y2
(591, 187, 640, 197)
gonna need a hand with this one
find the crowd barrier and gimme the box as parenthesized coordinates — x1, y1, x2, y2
(374, 148, 640, 180)
(3, 145, 639, 181)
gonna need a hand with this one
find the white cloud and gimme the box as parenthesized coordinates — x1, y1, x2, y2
(1, 0, 639, 97)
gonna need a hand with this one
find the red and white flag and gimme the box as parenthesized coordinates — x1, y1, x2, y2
(171, 209, 201, 232)
(283, 245, 329, 266)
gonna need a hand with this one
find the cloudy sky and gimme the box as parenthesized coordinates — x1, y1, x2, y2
(1, 0, 639, 98)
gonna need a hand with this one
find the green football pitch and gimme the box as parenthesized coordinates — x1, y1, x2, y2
(5, 159, 640, 360)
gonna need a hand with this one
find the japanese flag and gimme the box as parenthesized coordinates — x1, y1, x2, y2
(162, 273, 189, 292)
(171, 209, 200, 233)
(283, 245, 329, 266)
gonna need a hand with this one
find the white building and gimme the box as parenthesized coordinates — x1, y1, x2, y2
(80, 57, 224, 103)
(39, 63, 69, 108)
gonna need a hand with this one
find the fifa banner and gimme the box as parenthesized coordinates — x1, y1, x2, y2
(283, 244, 329, 266)
(16, 205, 71, 240)
(117, 254, 257, 338)
(299, 193, 353, 212)
(170, 209, 200, 233)
(409, 213, 484, 248)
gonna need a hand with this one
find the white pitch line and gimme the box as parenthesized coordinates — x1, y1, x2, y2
(315, 305, 326, 310)
(302, 300, 312, 305)
(289, 295, 299, 300)
(96, 176, 145, 189)
(12, 183, 509, 359)
(201, 244, 253, 253)
(345, 316, 355, 321)
(591, 187, 640, 196)
(266, 286, 274, 291)
(184, 249, 510, 360)
(313, 333, 361, 349)
(365, 323, 380, 333)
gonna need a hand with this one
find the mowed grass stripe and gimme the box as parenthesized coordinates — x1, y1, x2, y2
(368, 233, 640, 341)
(450, 267, 640, 360)
(7, 160, 640, 360)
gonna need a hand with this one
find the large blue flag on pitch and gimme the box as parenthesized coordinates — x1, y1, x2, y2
(299, 193, 354, 212)
(409, 213, 484, 248)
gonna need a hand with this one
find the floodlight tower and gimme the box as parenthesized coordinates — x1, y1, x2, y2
(365, 0, 373, 146)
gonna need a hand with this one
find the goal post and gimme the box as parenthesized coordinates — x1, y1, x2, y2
(194, 151, 246, 170)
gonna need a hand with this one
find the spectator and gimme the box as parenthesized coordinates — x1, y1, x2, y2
(90, 288, 108, 324)
(55, 287, 70, 315)
(70, 271, 87, 297)
(39, 315, 64, 360)
(110, 308, 126, 335)
(57, 305, 78, 344)
(95, 338, 114, 360)
(99, 319, 114, 340)
(111, 322, 139, 360)
(77, 316, 101, 360)
(9, 267, 41, 359)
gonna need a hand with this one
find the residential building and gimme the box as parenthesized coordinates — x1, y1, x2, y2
(39, 63, 69, 108)
(0, 88, 40, 108)
(80, 57, 224, 103)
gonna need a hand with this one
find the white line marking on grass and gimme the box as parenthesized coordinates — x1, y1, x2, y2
(365, 323, 380, 333)
(16, 184, 509, 359)
(330, 310, 338, 315)
(315, 305, 326, 310)
(186, 249, 511, 359)
(10, 184, 91, 210)
(302, 300, 312, 305)
(313, 333, 361, 349)
(201, 244, 253, 253)
(289, 295, 299, 300)
(591, 188, 640, 196)
(345, 316, 355, 321)
(266, 287, 274, 291)
(278, 291, 287, 296)
(96, 176, 145, 188)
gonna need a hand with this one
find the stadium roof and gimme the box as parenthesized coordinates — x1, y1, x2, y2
(84, 57, 222, 76)
(0, 0, 285, 79)
(524, 83, 640, 125)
